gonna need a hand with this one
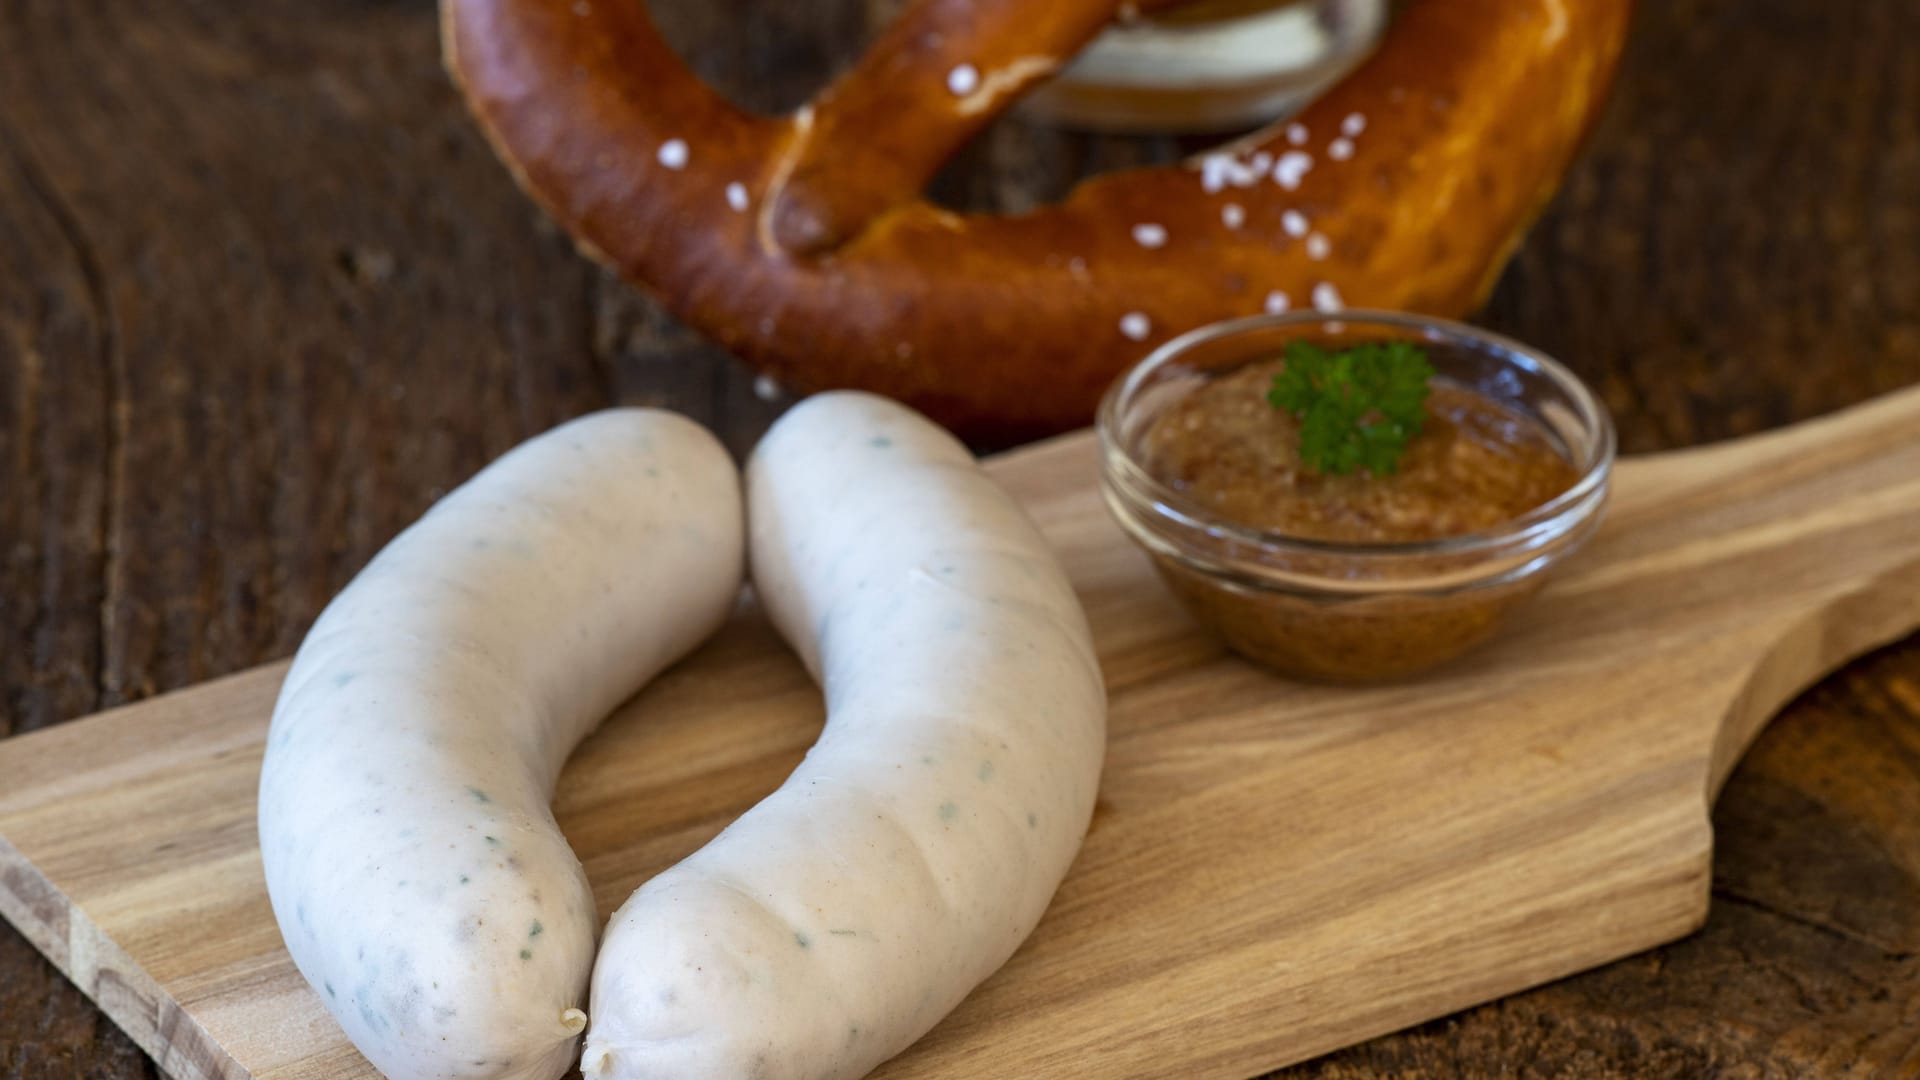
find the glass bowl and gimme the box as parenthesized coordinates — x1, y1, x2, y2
(1024, 0, 1390, 134)
(1097, 310, 1616, 683)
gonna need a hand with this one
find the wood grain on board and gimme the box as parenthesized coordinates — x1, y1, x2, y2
(4, 384, 1920, 1078)
(4, 0, 1920, 1076)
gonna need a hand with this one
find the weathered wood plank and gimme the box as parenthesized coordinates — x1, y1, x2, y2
(0, 121, 110, 740)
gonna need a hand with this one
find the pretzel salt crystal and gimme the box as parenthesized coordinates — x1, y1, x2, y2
(446, 0, 1633, 440)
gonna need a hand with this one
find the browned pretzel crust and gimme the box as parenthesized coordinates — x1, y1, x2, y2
(446, 0, 1633, 440)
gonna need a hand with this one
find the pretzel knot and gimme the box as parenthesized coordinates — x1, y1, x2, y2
(445, 0, 1633, 439)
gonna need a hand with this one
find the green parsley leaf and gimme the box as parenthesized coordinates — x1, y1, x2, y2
(1267, 339, 1436, 475)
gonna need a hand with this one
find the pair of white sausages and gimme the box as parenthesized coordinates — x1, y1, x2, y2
(258, 393, 1106, 1080)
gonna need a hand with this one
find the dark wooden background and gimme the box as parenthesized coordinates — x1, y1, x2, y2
(3, 0, 1918, 1075)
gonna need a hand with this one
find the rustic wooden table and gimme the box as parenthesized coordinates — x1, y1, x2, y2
(2, 0, 1917, 1076)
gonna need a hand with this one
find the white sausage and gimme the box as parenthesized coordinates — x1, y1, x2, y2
(583, 392, 1106, 1079)
(259, 410, 744, 1080)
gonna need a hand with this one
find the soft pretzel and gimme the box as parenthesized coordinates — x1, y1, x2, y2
(445, 0, 1633, 440)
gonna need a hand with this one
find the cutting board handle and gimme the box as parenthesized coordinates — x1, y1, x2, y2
(1602, 383, 1920, 798)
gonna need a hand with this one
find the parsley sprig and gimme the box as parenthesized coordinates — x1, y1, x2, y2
(1267, 340, 1436, 476)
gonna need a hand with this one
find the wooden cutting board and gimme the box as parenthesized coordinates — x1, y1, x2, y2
(5, 385, 1920, 1080)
